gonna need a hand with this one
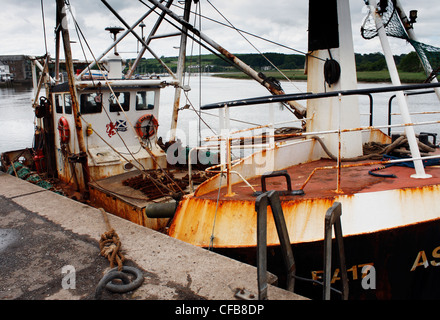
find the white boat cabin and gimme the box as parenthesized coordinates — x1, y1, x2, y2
(50, 78, 170, 186)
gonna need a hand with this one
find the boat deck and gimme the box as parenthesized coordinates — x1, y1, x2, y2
(89, 168, 212, 208)
(200, 156, 440, 202)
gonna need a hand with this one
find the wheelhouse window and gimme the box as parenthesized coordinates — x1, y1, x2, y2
(64, 94, 72, 114)
(136, 91, 155, 110)
(80, 93, 102, 114)
(55, 94, 63, 114)
(109, 92, 130, 112)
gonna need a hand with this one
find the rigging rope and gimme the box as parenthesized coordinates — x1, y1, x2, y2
(99, 208, 125, 271)
(95, 208, 144, 299)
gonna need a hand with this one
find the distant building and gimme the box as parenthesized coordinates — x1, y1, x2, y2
(0, 61, 11, 82)
(0, 55, 32, 83)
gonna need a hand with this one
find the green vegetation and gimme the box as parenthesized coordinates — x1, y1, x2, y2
(214, 69, 308, 81)
(128, 51, 430, 83)
(128, 52, 306, 74)
(356, 70, 426, 83)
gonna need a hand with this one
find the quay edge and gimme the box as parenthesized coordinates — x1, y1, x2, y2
(0, 171, 305, 300)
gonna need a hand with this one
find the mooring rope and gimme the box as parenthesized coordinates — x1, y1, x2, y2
(98, 208, 125, 271)
(95, 208, 145, 299)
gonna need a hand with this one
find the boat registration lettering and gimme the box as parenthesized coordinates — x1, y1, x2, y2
(410, 246, 440, 271)
(311, 263, 374, 284)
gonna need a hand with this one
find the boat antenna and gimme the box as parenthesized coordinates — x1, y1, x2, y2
(105, 26, 125, 54)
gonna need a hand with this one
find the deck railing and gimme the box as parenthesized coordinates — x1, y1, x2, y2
(187, 82, 440, 194)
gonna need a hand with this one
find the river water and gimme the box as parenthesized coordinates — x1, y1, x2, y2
(1, 76, 440, 155)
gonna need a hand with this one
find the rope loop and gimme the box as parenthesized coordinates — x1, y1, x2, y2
(99, 228, 125, 271)
(324, 58, 341, 87)
(98, 208, 125, 270)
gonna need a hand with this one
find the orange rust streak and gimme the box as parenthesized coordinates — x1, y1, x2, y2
(169, 150, 440, 248)
(169, 194, 335, 248)
(299, 159, 421, 191)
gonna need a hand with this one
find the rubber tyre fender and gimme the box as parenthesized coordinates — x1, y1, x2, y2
(105, 266, 144, 293)
(95, 271, 131, 299)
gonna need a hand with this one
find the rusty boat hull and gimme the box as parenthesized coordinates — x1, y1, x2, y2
(212, 215, 440, 300)
(168, 135, 440, 299)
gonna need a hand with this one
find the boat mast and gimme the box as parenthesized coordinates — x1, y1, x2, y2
(367, 0, 430, 179)
(126, 0, 174, 79)
(306, 0, 363, 159)
(170, 0, 192, 142)
(56, 0, 90, 194)
(146, 0, 307, 119)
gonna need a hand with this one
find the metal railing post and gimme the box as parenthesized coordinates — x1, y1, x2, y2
(255, 193, 268, 300)
(323, 202, 349, 300)
(267, 190, 296, 292)
(255, 190, 296, 300)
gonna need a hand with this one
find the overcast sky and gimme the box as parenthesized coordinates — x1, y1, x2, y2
(1, 0, 439, 61)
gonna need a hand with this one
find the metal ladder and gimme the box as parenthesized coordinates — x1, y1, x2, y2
(255, 190, 296, 300)
(323, 202, 349, 300)
(253, 170, 349, 300)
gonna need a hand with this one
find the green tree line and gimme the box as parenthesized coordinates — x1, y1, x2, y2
(129, 51, 424, 74)
(355, 52, 423, 72)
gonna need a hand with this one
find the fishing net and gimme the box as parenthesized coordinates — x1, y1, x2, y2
(412, 41, 440, 81)
(361, 0, 440, 79)
(361, 0, 407, 40)
(6, 162, 23, 175)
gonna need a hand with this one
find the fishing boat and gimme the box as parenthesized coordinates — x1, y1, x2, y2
(1, 0, 219, 231)
(164, 0, 440, 300)
(3, 0, 440, 300)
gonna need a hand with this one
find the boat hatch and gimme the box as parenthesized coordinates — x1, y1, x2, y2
(88, 147, 121, 165)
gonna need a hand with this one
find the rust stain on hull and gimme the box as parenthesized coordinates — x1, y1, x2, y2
(89, 186, 169, 230)
(169, 156, 440, 250)
(169, 195, 335, 248)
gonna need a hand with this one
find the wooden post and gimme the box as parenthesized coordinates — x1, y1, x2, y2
(56, 0, 90, 194)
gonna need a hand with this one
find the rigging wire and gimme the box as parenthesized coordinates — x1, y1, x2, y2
(168, 1, 326, 62)
(138, 0, 275, 76)
(205, 0, 303, 93)
(164, 0, 303, 117)
(202, 0, 304, 117)
(183, 91, 216, 136)
(197, 1, 202, 147)
(208, 171, 224, 251)
(139, 0, 301, 119)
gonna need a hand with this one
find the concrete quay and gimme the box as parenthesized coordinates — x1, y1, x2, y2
(0, 171, 306, 301)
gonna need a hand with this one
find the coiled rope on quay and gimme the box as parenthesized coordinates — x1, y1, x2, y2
(95, 208, 144, 299)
